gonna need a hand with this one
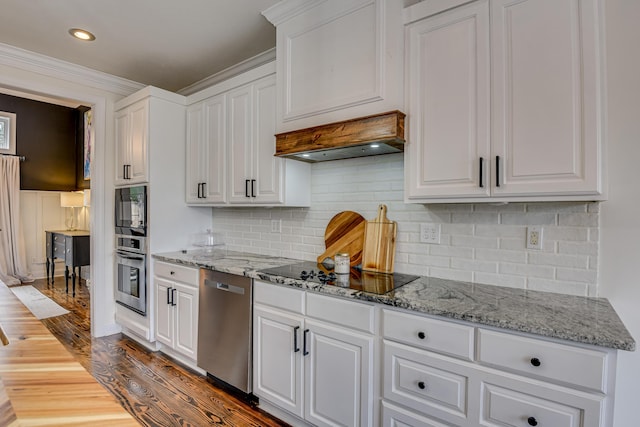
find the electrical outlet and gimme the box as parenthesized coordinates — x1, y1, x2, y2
(526, 226, 543, 250)
(420, 223, 441, 244)
(271, 219, 282, 233)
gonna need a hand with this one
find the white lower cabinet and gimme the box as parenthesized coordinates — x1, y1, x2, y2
(252, 285, 618, 427)
(154, 261, 199, 361)
(381, 308, 616, 427)
(253, 281, 375, 427)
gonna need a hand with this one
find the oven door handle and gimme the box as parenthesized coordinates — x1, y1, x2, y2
(116, 251, 145, 261)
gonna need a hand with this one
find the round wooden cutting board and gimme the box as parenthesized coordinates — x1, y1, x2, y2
(317, 211, 366, 267)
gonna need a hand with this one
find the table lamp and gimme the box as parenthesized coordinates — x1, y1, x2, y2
(60, 191, 84, 230)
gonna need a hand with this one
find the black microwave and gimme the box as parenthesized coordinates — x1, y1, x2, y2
(115, 185, 147, 236)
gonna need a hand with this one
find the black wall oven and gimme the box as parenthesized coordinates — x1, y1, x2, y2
(115, 185, 147, 236)
(115, 185, 148, 315)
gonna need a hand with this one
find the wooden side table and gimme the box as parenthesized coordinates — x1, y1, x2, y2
(45, 230, 90, 296)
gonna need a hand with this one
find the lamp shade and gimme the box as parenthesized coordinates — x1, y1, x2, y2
(60, 191, 84, 207)
(83, 189, 91, 207)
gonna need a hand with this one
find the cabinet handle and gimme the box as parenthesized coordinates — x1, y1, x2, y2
(293, 326, 300, 353)
(245, 179, 250, 198)
(197, 183, 202, 198)
(170, 271, 175, 275)
(303, 328, 310, 356)
(171, 288, 177, 306)
(479, 157, 484, 188)
(530, 357, 541, 367)
(251, 179, 256, 198)
(417, 331, 426, 340)
(417, 381, 426, 390)
(167, 287, 172, 305)
(201, 182, 206, 199)
(527, 416, 538, 426)
(495, 156, 501, 187)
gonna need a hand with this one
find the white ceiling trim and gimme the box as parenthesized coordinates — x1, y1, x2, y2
(0, 42, 145, 97)
(178, 48, 277, 97)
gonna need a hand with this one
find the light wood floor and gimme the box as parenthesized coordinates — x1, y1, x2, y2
(32, 277, 288, 427)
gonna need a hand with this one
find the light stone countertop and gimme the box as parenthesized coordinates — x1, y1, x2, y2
(153, 250, 635, 351)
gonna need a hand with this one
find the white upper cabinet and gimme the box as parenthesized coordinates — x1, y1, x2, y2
(115, 98, 149, 185)
(404, 0, 606, 203)
(262, 0, 404, 133)
(185, 94, 226, 204)
(404, 0, 491, 199)
(186, 62, 311, 207)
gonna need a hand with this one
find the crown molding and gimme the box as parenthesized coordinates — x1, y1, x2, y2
(261, 0, 325, 26)
(0, 42, 145, 97)
(177, 48, 277, 96)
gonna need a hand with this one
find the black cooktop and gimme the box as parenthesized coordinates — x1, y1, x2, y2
(258, 261, 419, 295)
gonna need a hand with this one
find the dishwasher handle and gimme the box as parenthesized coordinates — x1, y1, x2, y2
(204, 279, 246, 295)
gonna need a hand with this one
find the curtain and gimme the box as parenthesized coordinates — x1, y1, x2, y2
(0, 156, 32, 285)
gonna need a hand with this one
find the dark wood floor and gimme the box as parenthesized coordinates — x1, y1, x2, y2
(32, 277, 288, 427)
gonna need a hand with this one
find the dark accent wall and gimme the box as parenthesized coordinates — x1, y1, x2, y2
(0, 93, 89, 191)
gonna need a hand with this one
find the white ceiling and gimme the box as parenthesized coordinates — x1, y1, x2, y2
(0, 0, 280, 92)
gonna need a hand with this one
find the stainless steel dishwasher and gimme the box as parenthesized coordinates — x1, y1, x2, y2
(197, 269, 253, 394)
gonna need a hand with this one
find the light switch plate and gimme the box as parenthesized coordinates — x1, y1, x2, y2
(420, 223, 441, 244)
(271, 219, 282, 233)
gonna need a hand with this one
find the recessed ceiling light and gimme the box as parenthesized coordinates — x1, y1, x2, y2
(302, 153, 310, 157)
(370, 144, 380, 148)
(69, 28, 96, 41)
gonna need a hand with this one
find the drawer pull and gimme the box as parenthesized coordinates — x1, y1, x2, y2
(527, 416, 538, 426)
(530, 357, 541, 367)
(170, 271, 175, 275)
(417, 331, 426, 340)
(417, 381, 426, 390)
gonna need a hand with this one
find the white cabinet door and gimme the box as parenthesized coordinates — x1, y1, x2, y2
(186, 96, 226, 204)
(185, 102, 205, 203)
(115, 99, 149, 186)
(304, 319, 374, 427)
(253, 305, 304, 418)
(114, 109, 130, 184)
(252, 75, 282, 204)
(155, 278, 174, 348)
(265, 0, 404, 133)
(173, 282, 198, 360)
(128, 100, 148, 184)
(227, 84, 254, 204)
(405, 0, 491, 200)
(491, 0, 603, 197)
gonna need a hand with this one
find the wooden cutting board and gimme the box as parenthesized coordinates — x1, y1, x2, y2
(317, 211, 365, 267)
(362, 204, 397, 273)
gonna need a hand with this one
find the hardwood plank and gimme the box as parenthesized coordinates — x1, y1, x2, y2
(0, 281, 139, 427)
(31, 278, 288, 427)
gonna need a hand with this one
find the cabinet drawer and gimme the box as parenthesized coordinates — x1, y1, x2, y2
(480, 380, 603, 427)
(53, 241, 65, 257)
(306, 292, 375, 334)
(154, 261, 198, 285)
(383, 309, 474, 360)
(383, 341, 470, 425)
(253, 280, 304, 314)
(477, 329, 609, 393)
(381, 400, 451, 427)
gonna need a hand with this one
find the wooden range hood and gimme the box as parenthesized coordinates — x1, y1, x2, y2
(274, 110, 406, 163)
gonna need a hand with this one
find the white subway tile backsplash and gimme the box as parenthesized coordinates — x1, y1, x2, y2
(500, 212, 557, 225)
(474, 272, 526, 289)
(451, 235, 499, 249)
(558, 213, 599, 227)
(211, 155, 601, 297)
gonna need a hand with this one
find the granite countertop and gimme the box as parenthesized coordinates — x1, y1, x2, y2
(153, 250, 635, 351)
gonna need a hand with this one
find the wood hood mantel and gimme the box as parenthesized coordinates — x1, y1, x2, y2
(274, 110, 406, 163)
